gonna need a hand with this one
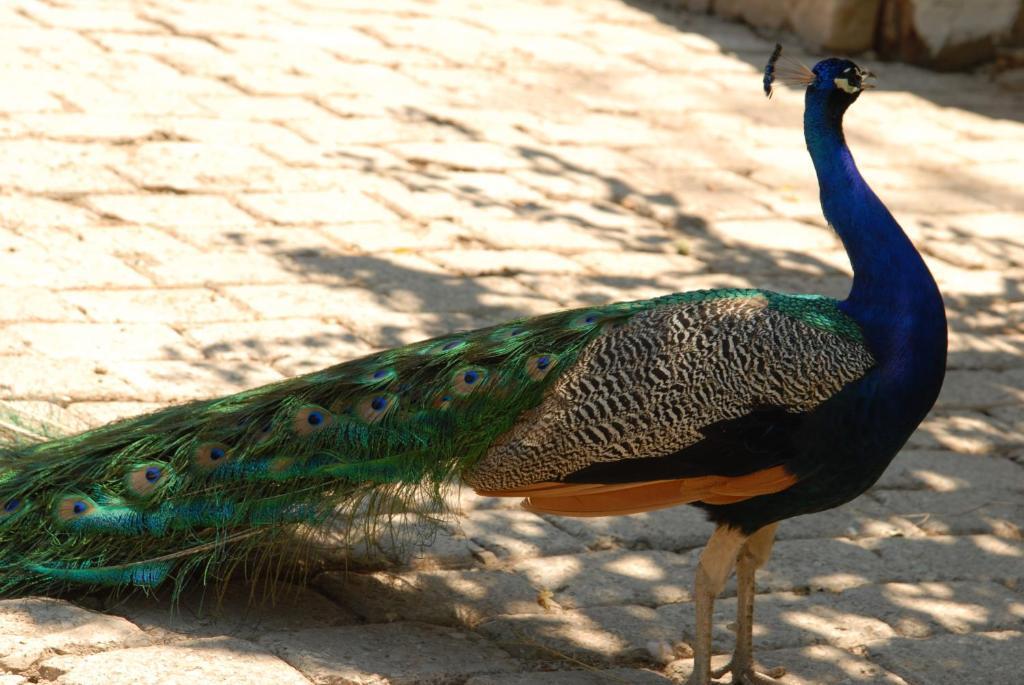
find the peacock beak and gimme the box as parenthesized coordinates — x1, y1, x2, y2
(861, 70, 877, 90)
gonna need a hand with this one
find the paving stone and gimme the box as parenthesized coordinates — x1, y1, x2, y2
(777, 498, 923, 542)
(750, 539, 889, 593)
(865, 631, 1022, 685)
(465, 668, 672, 684)
(425, 249, 584, 276)
(478, 605, 669, 663)
(37, 637, 311, 685)
(839, 581, 1024, 638)
(936, 369, 1024, 410)
(0, 356, 139, 402)
(512, 550, 694, 610)
(110, 360, 283, 403)
(0, 287, 88, 323)
(318, 568, 544, 626)
(860, 535, 1024, 585)
(0, 196, 99, 230)
(111, 583, 358, 643)
(181, 318, 371, 364)
(908, 410, 1020, 453)
(68, 401, 164, 425)
(85, 195, 256, 228)
(668, 645, 910, 684)
(874, 450, 1024, 493)
(4, 322, 198, 361)
(872, 487, 1023, 539)
(656, 590, 896, 651)
(539, 505, 716, 552)
(261, 622, 519, 684)
(237, 190, 397, 225)
(0, 597, 150, 672)
(64, 288, 251, 325)
(0, 141, 133, 193)
(457, 509, 588, 561)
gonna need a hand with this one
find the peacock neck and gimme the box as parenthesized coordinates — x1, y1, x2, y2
(803, 89, 946, 414)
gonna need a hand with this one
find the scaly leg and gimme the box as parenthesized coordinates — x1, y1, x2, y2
(711, 523, 785, 685)
(685, 525, 747, 685)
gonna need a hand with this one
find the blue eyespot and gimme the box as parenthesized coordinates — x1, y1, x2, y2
(3, 498, 20, 513)
(72, 500, 87, 515)
(453, 367, 487, 395)
(357, 394, 396, 422)
(442, 340, 462, 351)
(585, 315, 597, 324)
(526, 353, 558, 381)
(373, 369, 388, 379)
(144, 466, 162, 482)
(209, 447, 225, 461)
(307, 411, 324, 426)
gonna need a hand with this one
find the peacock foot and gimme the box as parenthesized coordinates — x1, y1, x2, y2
(710, 661, 786, 684)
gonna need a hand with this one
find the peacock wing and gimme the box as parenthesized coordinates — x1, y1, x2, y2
(466, 290, 875, 516)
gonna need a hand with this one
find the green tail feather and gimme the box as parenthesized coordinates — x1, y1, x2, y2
(0, 294, 667, 597)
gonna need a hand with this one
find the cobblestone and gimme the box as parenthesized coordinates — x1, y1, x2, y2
(1, 0, 1022, 683)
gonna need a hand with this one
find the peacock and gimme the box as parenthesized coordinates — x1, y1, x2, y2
(0, 46, 945, 685)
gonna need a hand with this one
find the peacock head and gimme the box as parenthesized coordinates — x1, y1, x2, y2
(764, 45, 875, 104)
(810, 58, 875, 98)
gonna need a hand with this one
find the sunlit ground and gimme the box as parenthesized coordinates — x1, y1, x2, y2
(0, 0, 1021, 683)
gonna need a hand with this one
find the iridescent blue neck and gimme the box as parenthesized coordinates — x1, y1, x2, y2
(804, 88, 946, 410)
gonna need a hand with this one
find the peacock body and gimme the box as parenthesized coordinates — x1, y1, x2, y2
(0, 46, 945, 685)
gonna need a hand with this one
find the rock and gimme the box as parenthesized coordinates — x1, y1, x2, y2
(0, 597, 150, 673)
(789, 0, 883, 52)
(878, 0, 1024, 69)
(996, 65, 1024, 89)
(698, 0, 881, 53)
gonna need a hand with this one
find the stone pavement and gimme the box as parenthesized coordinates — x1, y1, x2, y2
(0, 0, 1022, 683)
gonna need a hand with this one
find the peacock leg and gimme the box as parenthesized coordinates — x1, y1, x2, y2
(710, 523, 785, 685)
(685, 525, 747, 685)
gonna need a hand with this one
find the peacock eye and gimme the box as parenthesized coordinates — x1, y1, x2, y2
(293, 405, 332, 436)
(3, 498, 20, 513)
(126, 462, 171, 497)
(452, 367, 488, 395)
(357, 393, 396, 423)
(526, 353, 558, 381)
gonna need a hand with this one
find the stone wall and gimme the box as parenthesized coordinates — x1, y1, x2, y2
(680, 0, 1024, 70)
